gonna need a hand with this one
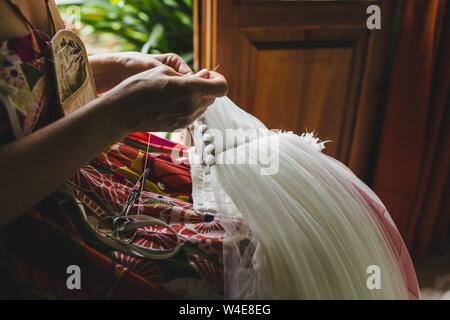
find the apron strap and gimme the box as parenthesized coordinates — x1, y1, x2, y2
(45, 0, 58, 35)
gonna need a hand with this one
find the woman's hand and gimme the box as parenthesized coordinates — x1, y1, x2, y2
(89, 52, 193, 94)
(103, 65, 227, 133)
(0, 64, 226, 224)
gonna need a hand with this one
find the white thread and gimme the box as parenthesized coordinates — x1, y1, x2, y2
(204, 154, 215, 166)
(137, 132, 152, 215)
(202, 133, 214, 143)
(204, 144, 215, 155)
(198, 124, 208, 133)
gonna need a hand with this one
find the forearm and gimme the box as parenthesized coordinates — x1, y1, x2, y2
(0, 95, 127, 227)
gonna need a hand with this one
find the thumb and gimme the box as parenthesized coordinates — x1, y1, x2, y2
(190, 72, 228, 98)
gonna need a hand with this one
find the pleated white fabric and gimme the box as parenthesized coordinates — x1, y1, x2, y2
(188, 97, 415, 299)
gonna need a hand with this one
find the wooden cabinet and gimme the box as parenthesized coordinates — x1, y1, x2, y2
(194, 0, 400, 182)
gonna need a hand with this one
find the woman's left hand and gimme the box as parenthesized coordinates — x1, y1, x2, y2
(89, 52, 193, 94)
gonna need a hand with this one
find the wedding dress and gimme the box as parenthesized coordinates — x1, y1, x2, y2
(188, 97, 419, 300)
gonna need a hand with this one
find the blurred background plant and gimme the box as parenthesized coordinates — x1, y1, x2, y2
(56, 0, 193, 65)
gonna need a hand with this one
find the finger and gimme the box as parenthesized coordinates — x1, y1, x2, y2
(150, 59, 164, 68)
(158, 65, 183, 76)
(199, 97, 216, 109)
(176, 60, 193, 75)
(187, 98, 216, 124)
(193, 68, 210, 79)
(189, 75, 228, 98)
(207, 71, 225, 80)
(191, 99, 213, 117)
(159, 53, 193, 75)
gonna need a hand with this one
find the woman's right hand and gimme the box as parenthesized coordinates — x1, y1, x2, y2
(0, 64, 226, 224)
(103, 65, 228, 133)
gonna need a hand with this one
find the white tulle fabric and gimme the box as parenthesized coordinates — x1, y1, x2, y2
(188, 97, 410, 299)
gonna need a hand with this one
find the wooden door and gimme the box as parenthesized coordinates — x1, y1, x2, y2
(194, 0, 400, 182)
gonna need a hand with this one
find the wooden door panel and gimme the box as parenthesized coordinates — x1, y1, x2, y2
(195, 0, 399, 181)
(252, 47, 354, 157)
(230, 25, 370, 160)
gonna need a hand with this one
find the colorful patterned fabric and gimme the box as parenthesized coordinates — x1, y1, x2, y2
(0, 30, 241, 299)
(0, 34, 52, 141)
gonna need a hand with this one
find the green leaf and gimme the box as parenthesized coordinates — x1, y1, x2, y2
(58, 0, 193, 64)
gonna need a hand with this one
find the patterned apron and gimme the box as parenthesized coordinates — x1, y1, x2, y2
(0, 0, 234, 299)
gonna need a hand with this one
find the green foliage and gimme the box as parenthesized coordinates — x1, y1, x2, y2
(58, 0, 193, 64)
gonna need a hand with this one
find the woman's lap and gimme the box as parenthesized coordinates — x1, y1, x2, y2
(0, 132, 239, 299)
